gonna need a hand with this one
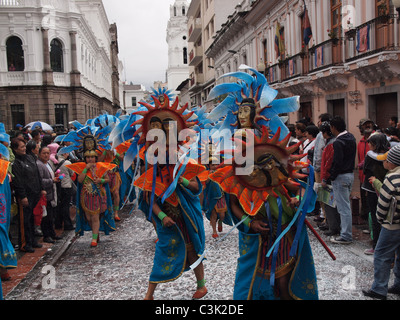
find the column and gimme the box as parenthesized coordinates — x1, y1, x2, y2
(41, 27, 54, 85)
(69, 31, 81, 87)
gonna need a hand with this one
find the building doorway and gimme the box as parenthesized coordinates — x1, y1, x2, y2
(369, 92, 397, 130)
(10, 104, 25, 129)
(327, 98, 345, 119)
(299, 101, 312, 121)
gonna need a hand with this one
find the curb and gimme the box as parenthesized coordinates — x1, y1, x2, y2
(4, 230, 76, 299)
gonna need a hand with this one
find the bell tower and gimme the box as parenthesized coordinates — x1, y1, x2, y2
(166, 0, 190, 95)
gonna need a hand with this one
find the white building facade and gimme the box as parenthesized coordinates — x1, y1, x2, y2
(0, 0, 123, 129)
(123, 83, 148, 114)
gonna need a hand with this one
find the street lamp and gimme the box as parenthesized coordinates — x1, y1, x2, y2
(392, 0, 400, 13)
(257, 59, 266, 75)
(392, 0, 400, 8)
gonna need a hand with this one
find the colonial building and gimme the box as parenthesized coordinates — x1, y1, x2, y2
(0, 0, 123, 130)
(203, 0, 400, 141)
(123, 83, 148, 114)
(166, 0, 190, 96)
(186, 0, 239, 110)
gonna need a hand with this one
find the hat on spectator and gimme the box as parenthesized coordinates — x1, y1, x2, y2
(359, 118, 374, 127)
(377, 145, 400, 166)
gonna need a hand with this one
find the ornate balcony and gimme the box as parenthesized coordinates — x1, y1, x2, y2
(188, 18, 202, 43)
(189, 45, 203, 67)
(344, 14, 400, 84)
(267, 52, 313, 96)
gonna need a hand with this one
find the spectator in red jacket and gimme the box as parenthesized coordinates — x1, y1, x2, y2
(320, 122, 341, 237)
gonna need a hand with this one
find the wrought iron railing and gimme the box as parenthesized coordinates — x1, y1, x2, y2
(345, 14, 399, 62)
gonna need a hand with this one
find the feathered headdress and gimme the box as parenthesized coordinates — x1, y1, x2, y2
(207, 64, 300, 140)
(131, 94, 197, 147)
(57, 124, 112, 157)
(209, 126, 307, 216)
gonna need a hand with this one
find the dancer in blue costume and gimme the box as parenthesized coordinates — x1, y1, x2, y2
(207, 67, 320, 300)
(58, 125, 116, 247)
(111, 90, 208, 300)
(0, 123, 17, 300)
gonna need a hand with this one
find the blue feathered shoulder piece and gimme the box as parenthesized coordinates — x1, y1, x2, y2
(57, 123, 112, 155)
(86, 111, 121, 129)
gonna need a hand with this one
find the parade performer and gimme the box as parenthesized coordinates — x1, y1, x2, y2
(86, 112, 125, 222)
(99, 149, 123, 222)
(59, 125, 116, 247)
(206, 66, 320, 300)
(0, 123, 17, 300)
(200, 145, 232, 238)
(111, 91, 208, 300)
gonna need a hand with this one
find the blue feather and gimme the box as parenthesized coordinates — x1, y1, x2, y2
(207, 83, 242, 100)
(207, 95, 237, 122)
(268, 96, 300, 114)
(54, 134, 66, 143)
(218, 71, 255, 86)
(69, 120, 85, 130)
(260, 85, 279, 107)
(0, 144, 10, 160)
(123, 142, 138, 172)
(57, 144, 79, 155)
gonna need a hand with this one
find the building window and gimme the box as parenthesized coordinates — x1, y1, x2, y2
(50, 39, 64, 72)
(376, 0, 390, 16)
(10, 104, 25, 128)
(182, 6, 186, 16)
(263, 39, 268, 65)
(6, 36, 24, 71)
(183, 47, 188, 64)
(330, 0, 342, 39)
(55, 104, 68, 126)
(132, 97, 137, 107)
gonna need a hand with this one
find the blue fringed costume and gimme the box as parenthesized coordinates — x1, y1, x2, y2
(207, 67, 320, 300)
(148, 178, 205, 283)
(228, 193, 318, 300)
(0, 123, 17, 300)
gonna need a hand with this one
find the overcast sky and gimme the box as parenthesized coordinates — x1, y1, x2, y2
(102, 0, 177, 90)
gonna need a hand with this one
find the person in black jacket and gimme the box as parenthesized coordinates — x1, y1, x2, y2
(329, 116, 357, 245)
(10, 137, 45, 252)
(362, 133, 390, 255)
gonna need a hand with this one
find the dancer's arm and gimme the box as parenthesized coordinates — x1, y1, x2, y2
(178, 176, 199, 193)
(229, 195, 269, 233)
(144, 191, 175, 227)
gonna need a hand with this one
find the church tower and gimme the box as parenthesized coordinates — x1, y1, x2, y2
(166, 0, 190, 95)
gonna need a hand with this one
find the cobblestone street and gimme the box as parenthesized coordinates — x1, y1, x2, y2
(4, 204, 400, 301)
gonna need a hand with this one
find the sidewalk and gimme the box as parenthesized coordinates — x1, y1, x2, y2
(2, 228, 75, 297)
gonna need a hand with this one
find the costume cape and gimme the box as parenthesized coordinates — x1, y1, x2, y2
(226, 191, 318, 300)
(134, 162, 206, 283)
(0, 161, 17, 300)
(149, 179, 205, 283)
